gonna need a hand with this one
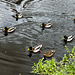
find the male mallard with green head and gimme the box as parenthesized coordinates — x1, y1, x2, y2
(14, 14, 23, 21)
(62, 35, 73, 44)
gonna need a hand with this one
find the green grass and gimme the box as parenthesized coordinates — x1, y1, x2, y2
(31, 46, 75, 75)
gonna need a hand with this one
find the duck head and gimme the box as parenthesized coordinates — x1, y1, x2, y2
(41, 23, 45, 27)
(41, 23, 45, 31)
(62, 35, 68, 40)
(5, 27, 8, 30)
(3, 27, 8, 36)
(15, 14, 18, 21)
(64, 35, 68, 40)
(27, 46, 32, 51)
(62, 35, 68, 45)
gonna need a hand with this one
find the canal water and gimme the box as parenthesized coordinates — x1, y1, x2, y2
(0, 0, 75, 75)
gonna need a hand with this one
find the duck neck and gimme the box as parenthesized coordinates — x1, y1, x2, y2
(28, 51, 32, 57)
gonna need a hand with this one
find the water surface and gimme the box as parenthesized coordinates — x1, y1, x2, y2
(0, 0, 75, 75)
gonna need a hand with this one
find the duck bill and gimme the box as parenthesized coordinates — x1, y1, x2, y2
(41, 25, 43, 27)
(27, 48, 30, 51)
(62, 37, 64, 39)
(3, 29, 5, 31)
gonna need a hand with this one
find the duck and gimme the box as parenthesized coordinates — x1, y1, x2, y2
(27, 45, 42, 57)
(3, 27, 16, 33)
(12, 14, 23, 21)
(43, 50, 55, 61)
(62, 35, 74, 45)
(62, 35, 74, 42)
(41, 23, 52, 28)
(27, 45, 42, 53)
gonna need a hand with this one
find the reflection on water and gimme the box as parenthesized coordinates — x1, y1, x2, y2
(0, 0, 75, 75)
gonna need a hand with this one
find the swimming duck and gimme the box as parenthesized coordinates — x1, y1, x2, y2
(62, 35, 73, 42)
(43, 50, 55, 58)
(43, 50, 55, 61)
(41, 23, 52, 28)
(27, 45, 42, 53)
(3, 27, 16, 33)
(62, 35, 74, 45)
(27, 45, 42, 57)
(12, 14, 23, 21)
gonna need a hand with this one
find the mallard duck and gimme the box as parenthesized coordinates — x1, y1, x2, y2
(43, 50, 55, 57)
(3, 27, 16, 33)
(12, 14, 23, 21)
(41, 23, 52, 28)
(27, 45, 42, 53)
(62, 35, 73, 42)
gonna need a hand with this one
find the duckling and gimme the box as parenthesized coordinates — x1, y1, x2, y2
(62, 35, 74, 44)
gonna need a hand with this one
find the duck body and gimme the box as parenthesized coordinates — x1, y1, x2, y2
(67, 35, 73, 42)
(28, 45, 42, 53)
(43, 50, 55, 58)
(12, 14, 23, 19)
(45, 23, 52, 28)
(7, 27, 16, 33)
(32, 45, 42, 53)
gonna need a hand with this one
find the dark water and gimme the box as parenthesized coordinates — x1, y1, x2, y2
(0, 0, 75, 75)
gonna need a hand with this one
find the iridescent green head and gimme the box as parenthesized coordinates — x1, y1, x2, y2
(64, 35, 68, 39)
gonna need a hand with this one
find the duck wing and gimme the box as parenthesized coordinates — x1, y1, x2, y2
(7, 27, 16, 33)
(67, 35, 73, 42)
(45, 23, 52, 28)
(33, 45, 42, 53)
